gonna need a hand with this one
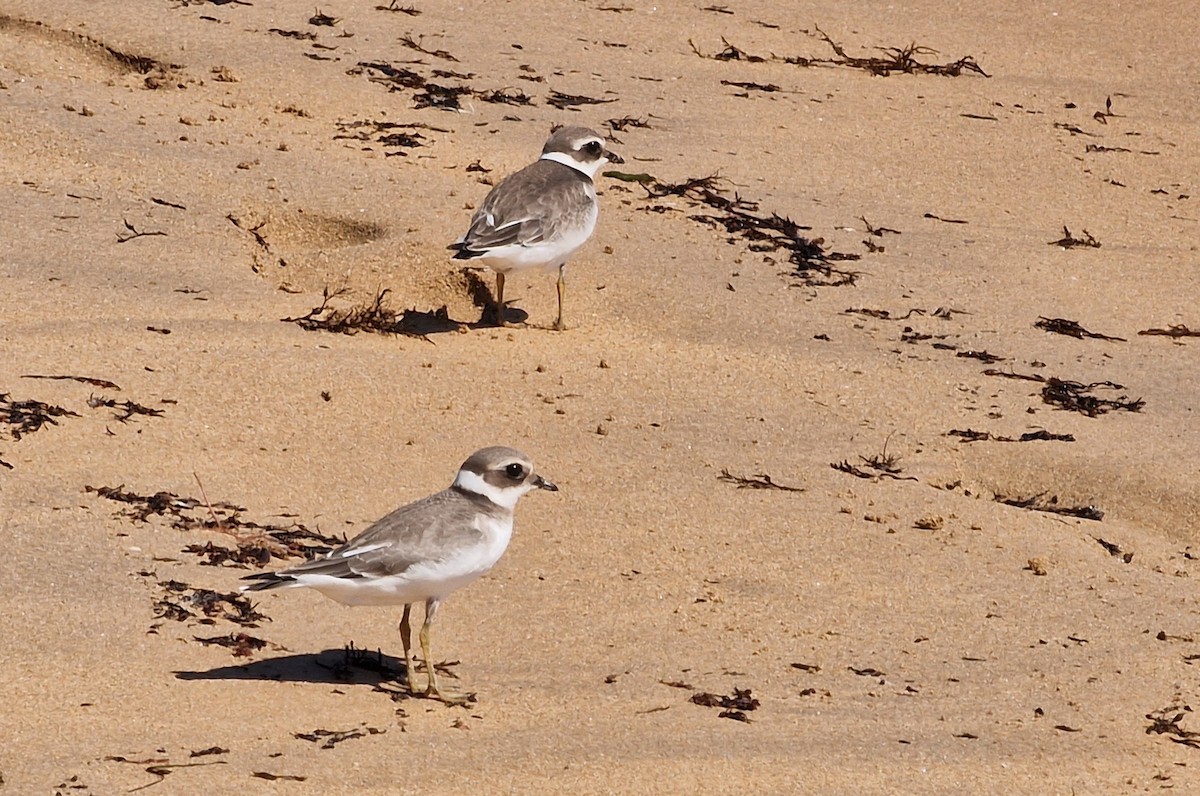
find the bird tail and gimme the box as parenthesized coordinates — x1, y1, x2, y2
(239, 571, 296, 593)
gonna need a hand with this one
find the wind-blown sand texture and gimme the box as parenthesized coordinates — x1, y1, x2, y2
(2, 1, 1199, 792)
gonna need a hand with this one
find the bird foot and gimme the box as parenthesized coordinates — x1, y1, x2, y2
(423, 685, 474, 706)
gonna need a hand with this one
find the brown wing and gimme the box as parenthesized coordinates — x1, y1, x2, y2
(250, 489, 499, 583)
(450, 160, 594, 256)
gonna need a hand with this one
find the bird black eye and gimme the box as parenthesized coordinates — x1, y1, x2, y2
(505, 463, 526, 479)
(583, 140, 602, 155)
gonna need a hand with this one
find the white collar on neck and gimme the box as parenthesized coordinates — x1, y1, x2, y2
(540, 150, 605, 179)
(453, 469, 523, 511)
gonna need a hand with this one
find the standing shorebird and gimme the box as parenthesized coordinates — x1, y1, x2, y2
(241, 446, 557, 702)
(449, 125, 622, 330)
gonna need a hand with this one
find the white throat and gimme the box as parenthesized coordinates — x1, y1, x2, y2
(453, 469, 523, 511)
(541, 150, 606, 180)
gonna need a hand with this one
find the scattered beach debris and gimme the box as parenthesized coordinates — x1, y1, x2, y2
(948, 429, 1075, 443)
(282, 286, 457, 339)
(21, 373, 121, 390)
(350, 60, 541, 111)
(1138, 324, 1199, 339)
(994, 492, 1104, 521)
(844, 306, 962, 321)
(832, 440, 917, 482)
(690, 687, 760, 722)
(86, 394, 164, 423)
(85, 483, 344, 564)
(154, 579, 269, 627)
(717, 469, 803, 492)
(1, 393, 79, 440)
(1049, 226, 1101, 249)
(1035, 317, 1125, 341)
(115, 219, 167, 243)
(374, 1, 420, 14)
(546, 90, 618, 110)
(979, 370, 1144, 416)
(294, 724, 385, 749)
(227, 213, 286, 270)
(690, 27, 988, 77)
(1091, 536, 1133, 563)
(1146, 707, 1200, 749)
(615, 173, 861, 286)
(253, 772, 308, 782)
(1041, 378, 1143, 416)
(333, 119, 448, 155)
(104, 755, 226, 792)
(956, 349, 1005, 363)
(193, 631, 281, 657)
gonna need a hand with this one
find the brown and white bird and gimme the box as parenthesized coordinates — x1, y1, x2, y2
(241, 446, 557, 702)
(449, 126, 622, 330)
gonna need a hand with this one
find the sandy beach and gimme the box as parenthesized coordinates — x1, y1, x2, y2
(2, 1, 1199, 792)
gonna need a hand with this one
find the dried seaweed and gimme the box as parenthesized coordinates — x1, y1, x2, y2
(474, 87, 533, 106)
(193, 631, 278, 657)
(622, 173, 860, 286)
(282, 286, 459, 339)
(721, 79, 782, 93)
(105, 756, 226, 792)
(845, 306, 960, 321)
(979, 370, 1144, 416)
(1146, 707, 1200, 749)
(0, 393, 79, 440)
(717, 469, 803, 492)
(1035, 317, 1125, 341)
(948, 428, 1075, 443)
(22, 373, 121, 390)
(308, 10, 339, 26)
(333, 119, 449, 155)
(351, 60, 537, 111)
(115, 219, 167, 243)
(87, 394, 165, 423)
(399, 34, 457, 61)
(690, 687, 760, 722)
(227, 213, 286, 270)
(690, 27, 988, 77)
(1092, 536, 1133, 563)
(294, 724, 385, 749)
(253, 772, 308, 782)
(606, 116, 651, 134)
(85, 484, 343, 564)
(995, 492, 1104, 521)
(956, 349, 1005, 363)
(1139, 324, 1199, 339)
(268, 28, 316, 41)
(547, 90, 618, 110)
(374, 1, 420, 13)
(156, 581, 269, 626)
(1042, 378, 1143, 416)
(1049, 226, 1101, 249)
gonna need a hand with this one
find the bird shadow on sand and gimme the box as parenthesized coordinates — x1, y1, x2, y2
(174, 644, 466, 703)
(175, 645, 407, 688)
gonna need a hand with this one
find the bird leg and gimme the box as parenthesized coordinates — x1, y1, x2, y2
(419, 598, 469, 705)
(554, 264, 567, 331)
(399, 603, 416, 693)
(494, 271, 508, 327)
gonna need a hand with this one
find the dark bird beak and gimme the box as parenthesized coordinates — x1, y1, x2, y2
(606, 150, 624, 165)
(535, 475, 559, 492)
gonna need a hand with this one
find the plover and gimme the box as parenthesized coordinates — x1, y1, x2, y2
(449, 125, 623, 330)
(241, 446, 557, 702)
